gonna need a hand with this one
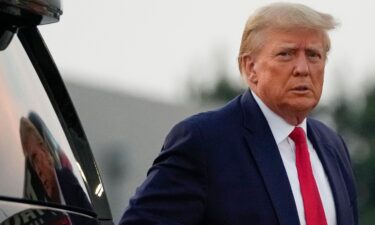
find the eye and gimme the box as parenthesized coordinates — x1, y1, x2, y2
(306, 50, 322, 61)
(278, 51, 290, 56)
(29, 152, 38, 168)
(276, 51, 293, 60)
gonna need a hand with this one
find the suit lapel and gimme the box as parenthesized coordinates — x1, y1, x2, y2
(307, 121, 352, 225)
(240, 90, 300, 225)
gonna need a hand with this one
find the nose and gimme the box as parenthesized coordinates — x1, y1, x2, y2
(293, 54, 309, 76)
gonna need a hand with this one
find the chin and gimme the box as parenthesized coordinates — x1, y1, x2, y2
(294, 103, 317, 114)
(286, 101, 317, 115)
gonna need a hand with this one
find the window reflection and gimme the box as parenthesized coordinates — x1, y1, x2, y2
(20, 112, 93, 211)
(0, 36, 92, 211)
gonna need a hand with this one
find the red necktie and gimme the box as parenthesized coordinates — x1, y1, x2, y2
(289, 127, 328, 225)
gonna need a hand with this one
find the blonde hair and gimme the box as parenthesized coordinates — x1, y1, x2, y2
(238, 2, 338, 74)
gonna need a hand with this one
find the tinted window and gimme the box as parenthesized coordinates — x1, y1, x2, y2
(0, 36, 93, 211)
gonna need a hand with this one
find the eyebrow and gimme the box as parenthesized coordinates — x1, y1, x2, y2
(274, 44, 324, 53)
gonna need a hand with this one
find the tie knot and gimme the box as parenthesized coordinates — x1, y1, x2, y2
(289, 127, 306, 144)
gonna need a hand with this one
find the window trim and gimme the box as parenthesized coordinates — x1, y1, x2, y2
(17, 26, 113, 222)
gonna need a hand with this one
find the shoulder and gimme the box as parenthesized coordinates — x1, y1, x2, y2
(166, 95, 243, 143)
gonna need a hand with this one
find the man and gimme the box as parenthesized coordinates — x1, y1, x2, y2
(19, 112, 95, 224)
(119, 3, 358, 225)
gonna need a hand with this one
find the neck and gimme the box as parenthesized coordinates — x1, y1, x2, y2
(282, 114, 306, 126)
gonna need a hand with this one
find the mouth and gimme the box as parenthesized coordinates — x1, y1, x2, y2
(291, 85, 311, 96)
(291, 85, 311, 93)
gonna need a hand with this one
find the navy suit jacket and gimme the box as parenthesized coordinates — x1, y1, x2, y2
(120, 90, 358, 225)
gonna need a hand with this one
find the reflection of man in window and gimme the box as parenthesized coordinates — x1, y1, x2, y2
(20, 115, 62, 203)
(19, 112, 93, 211)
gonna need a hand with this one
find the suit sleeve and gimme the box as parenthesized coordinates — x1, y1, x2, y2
(119, 119, 207, 225)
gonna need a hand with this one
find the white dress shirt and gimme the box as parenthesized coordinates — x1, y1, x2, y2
(252, 92, 337, 225)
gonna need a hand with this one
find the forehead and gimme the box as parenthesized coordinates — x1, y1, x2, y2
(262, 28, 326, 50)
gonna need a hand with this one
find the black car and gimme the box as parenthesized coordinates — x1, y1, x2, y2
(0, 0, 114, 224)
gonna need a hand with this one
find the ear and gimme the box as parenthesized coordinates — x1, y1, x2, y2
(242, 54, 258, 86)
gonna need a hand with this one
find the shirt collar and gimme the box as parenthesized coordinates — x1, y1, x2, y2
(252, 91, 307, 144)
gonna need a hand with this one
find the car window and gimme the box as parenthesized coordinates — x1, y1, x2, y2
(0, 36, 93, 211)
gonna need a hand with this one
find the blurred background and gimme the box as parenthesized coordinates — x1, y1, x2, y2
(39, 0, 375, 224)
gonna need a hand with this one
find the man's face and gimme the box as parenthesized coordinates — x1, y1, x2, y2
(27, 136, 58, 199)
(244, 28, 326, 125)
(20, 118, 60, 202)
